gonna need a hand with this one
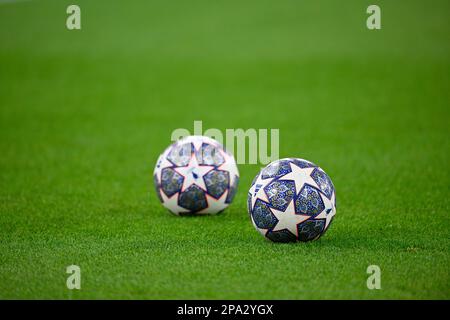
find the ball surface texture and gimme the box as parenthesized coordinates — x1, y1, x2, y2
(248, 158, 336, 242)
(154, 136, 239, 215)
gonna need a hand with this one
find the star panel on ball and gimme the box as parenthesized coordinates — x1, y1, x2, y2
(154, 136, 239, 215)
(247, 158, 336, 243)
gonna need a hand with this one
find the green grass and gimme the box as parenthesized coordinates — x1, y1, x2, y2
(0, 0, 449, 299)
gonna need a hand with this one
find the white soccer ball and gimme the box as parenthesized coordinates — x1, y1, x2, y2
(248, 158, 336, 242)
(154, 136, 239, 215)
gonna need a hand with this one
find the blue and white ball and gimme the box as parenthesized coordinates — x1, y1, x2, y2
(248, 158, 336, 242)
(154, 136, 239, 215)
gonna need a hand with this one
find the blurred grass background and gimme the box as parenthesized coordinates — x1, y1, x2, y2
(0, 0, 449, 298)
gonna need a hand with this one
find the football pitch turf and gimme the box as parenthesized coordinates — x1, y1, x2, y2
(0, 0, 449, 299)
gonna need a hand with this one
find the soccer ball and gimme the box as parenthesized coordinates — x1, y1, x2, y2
(248, 158, 336, 242)
(154, 136, 239, 215)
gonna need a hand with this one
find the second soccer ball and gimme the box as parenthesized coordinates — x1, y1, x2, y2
(248, 158, 336, 242)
